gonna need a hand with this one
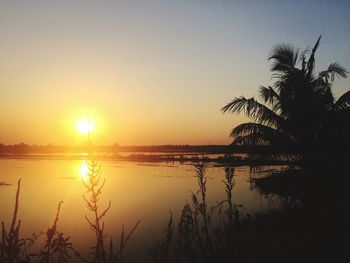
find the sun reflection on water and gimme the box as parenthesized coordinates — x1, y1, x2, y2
(79, 160, 89, 181)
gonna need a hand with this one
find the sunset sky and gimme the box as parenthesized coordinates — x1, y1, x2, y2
(1, 0, 349, 145)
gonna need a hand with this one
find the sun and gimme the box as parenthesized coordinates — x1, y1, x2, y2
(76, 117, 95, 135)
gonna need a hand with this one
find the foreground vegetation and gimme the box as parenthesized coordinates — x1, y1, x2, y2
(2, 160, 346, 263)
(1, 152, 140, 263)
(150, 162, 348, 263)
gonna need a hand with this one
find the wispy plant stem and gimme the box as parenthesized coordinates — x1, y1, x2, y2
(194, 163, 213, 254)
(1, 179, 22, 263)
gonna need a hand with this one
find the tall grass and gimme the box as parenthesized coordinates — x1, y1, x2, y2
(150, 163, 242, 263)
(193, 163, 212, 254)
(82, 156, 141, 263)
(36, 201, 74, 263)
(0, 180, 75, 263)
(1, 179, 23, 263)
(82, 133, 141, 263)
(82, 158, 111, 262)
(150, 212, 173, 263)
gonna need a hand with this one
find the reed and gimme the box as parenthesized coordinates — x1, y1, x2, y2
(151, 163, 244, 263)
(150, 212, 173, 263)
(0, 181, 73, 263)
(109, 219, 141, 263)
(36, 201, 74, 263)
(82, 132, 140, 263)
(1, 179, 23, 263)
(193, 163, 212, 254)
(82, 158, 111, 263)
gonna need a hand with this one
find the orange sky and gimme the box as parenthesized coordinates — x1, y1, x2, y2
(1, 1, 349, 145)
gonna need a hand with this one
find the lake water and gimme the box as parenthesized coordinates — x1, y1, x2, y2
(0, 159, 283, 262)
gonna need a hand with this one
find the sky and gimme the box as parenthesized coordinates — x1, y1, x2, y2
(0, 0, 349, 145)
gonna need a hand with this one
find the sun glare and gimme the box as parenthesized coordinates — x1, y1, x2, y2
(76, 118, 95, 135)
(79, 161, 89, 181)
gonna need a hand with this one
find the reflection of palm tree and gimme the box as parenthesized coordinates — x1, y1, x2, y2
(222, 36, 349, 161)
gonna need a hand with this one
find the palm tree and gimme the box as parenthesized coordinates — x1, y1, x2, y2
(222, 36, 349, 161)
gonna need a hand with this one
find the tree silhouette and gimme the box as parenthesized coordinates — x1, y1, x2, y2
(222, 36, 349, 161)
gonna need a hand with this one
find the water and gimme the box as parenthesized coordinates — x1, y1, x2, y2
(0, 159, 283, 262)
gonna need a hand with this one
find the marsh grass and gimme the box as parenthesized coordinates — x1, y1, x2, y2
(82, 156, 141, 263)
(82, 158, 111, 262)
(1, 179, 23, 263)
(0, 179, 76, 263)
(150, 212, 173, 263)
(109, 219, 141, 263)
(81, 133, 141, 263)
(35, 201, 74, 263)
(150, 162, 242, 263)
(150, 163, 345, 263)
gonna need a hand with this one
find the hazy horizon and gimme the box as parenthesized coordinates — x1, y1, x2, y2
(1, 0, 349, 146)
(0, 142, 228, 147)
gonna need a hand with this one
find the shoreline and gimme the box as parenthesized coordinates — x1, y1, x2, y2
(0, 153, 297, 166)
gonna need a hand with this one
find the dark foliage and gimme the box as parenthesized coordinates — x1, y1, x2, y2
(222, 36, 349, 162)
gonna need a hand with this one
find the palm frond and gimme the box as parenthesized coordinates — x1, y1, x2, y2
(246, 150, 300, 161)
(306, 35, 321, 75)
(227, 140, 300, 161)
(231, 123, 294, 145)
(229, 133, 299, 161)
(319, 62, 348, 83)
(231, 122, 278, 138)
(334, 90, 350, 111)
(233, 133, 270, 146)
(268, 44, 298, 72)
(321, 85, 335, 110)
(298, 47, 310, 71)
(221, 96, 283, 128)
(259, 86, 281, 112)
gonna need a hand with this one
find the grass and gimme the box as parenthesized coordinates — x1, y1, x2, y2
(150, 163, 244, 263)
(1, 179, 22, 263)
(82, 136, 141, 263)
(35, 201, 74, 263)
(149, 162, 348, 263)
(82, 158, 111, 262)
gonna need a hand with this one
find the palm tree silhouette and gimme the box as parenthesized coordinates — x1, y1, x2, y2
(222, 36, 349, 161)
